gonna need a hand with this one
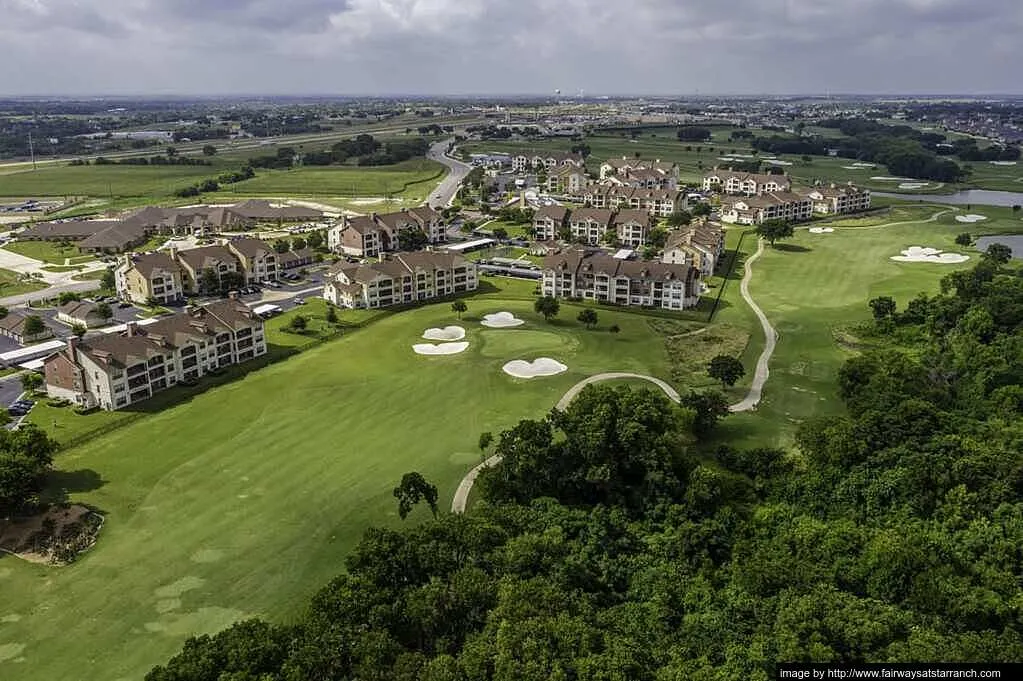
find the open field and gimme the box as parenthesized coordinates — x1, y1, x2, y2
(0, 267, 47, 297)
(2, 239, 95, 265)
(0, 163, 233, 199)
(712, 203, 1023, 451)
(0, 283, 704, 681)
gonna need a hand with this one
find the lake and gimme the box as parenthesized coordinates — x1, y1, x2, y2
(873, 189, 1023, 207)
(976, 234, 1023, 259)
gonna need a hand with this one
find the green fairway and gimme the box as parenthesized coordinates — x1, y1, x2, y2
(216, 159, 445, 202)
(0, 293, 680, 681)
(712, 203, 1023, 451)
(2, 240, 96, 265)
(0, 163, 229, 199)
(0, 267, 47, 297)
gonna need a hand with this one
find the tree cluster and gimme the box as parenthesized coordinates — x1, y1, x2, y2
(0, 425, 59, 516)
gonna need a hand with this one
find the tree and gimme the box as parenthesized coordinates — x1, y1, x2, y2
(478, 431, 493, 458)
(577, 308, 598, 329)
(100, 268, 116, 291)
(199, 267, 220, 294)
(492, 226, 509, 241)
(393, 471, 438, 520)
(451, 300, 467, 319)
(955, 233, 972, 247)
(306, 230, 324, 250)
(289, 314, 308, 332)
(756, 219, 795, 246)
(273, 239, 291, 254)
(398, 228, 429, 251)
(0, 306, 7, 320)
(165, 145, 178, 157)
(291, 237, 307, 251)
(325, 304, 338, 324)
(666, 210, 692, 227)
(22, 315, 45, 338)
(221, 271, 246, 291)
(57, 291, 81, 305)
(707, 355, 745, 389)
(0, 424, 58, 514)
(609, 323, 620, 335)
(20, 371, 43, 393)
(691, 202, 712, 217)
(71, 323, 86, 338)
(534, 296, 560, 322)
(202, 145, 217, 156)
(868, 296, 897, 321)
(646, 227, 668, 249)
(95, 302, 113, 322)
(983, 243, 1013, 265)
(680, 390, 730, 438)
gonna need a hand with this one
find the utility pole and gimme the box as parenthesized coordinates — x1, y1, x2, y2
(28, 132, 37, 170)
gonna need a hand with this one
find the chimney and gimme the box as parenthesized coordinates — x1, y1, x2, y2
(122, 254, 132, 268)
(67, 336, 78, 363)
(169, 246, 178, 260)
(125, 321, 138, 337)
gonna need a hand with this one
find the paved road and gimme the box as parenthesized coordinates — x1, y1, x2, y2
(0, 281, 99, 307)
(728, 238, 777, 413)
(427, 139, 471, 209)
(450, 372, 682, 514)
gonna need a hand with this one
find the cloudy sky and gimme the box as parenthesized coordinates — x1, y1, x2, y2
(1, 0, 1020, 95)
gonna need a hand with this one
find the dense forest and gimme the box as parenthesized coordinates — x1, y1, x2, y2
(146, 247, 1023, 680)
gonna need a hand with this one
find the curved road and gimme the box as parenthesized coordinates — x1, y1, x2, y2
(426, 139, 471, 209)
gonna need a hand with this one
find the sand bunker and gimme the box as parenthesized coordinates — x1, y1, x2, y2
(481, 311, 525, 328)
(422, 326, 466, 341)
(413, 342, 469, 355)
(808, 227, 835, 234)
(503, 358, 568, 378)
(955, 214, 988, 224)
(870, 176, 912, 181)
(991, 161, 1018, 166)
(851, 162, 876, 168)
(766, 159, 793, 166)
(891, 246, 970, 264)
(898, 182, 930, 190)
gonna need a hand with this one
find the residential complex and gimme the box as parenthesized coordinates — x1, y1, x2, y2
(115, 252, 187, 305)
(578, 186, 687, 217)
(720, 192, 814, 225)
(702, 168, 793, 196)
(599, 157, 679, 185)
(542, 249, 700, 311)
(327, 206, 444, 258)
(323, 251, 478, 309)
(662, 223, 726, 277)
(174, 245, 243, 294)
(0, 312, 54, 344)
(43, 300, 267, 411)
(511, 151, 585, 173)
(804, 183, 872, 214)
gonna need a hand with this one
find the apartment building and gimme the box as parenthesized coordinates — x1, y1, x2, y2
(511, 151, 586, 173)
(545, 165, 589, 194)
(579, 186, 685, 217)
(662, 223, 726, 277)
(720, 192, 814, 225)
(613, 209, 653, 249)
(532, 205, 569, 242)
(327, 207, 444, 258)
(115, 252, 185, 305)
(226, 238, 279, 284)
(43, 300, 266, 411)
(803, 183, 872, 214)
(174, 245, 242, 293)
(323, 251, 478, 309)
(542, 249, 700, 311)
(568, 207, 615, 246)
(599, 157, 679, 184)
(702, 168, 792, 196)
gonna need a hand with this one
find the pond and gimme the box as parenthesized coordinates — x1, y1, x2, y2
(975, 234, 1023, 259)
(873, 189, 1023, 207)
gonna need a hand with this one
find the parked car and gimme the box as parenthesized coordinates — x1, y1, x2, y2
(294, 298, 306, 305)
(118, 301, 132, 308)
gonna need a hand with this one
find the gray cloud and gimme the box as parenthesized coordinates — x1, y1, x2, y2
(0, 0, 1020, 94)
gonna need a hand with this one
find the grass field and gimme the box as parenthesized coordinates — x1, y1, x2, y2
(0, 268, 47, 297)
(711, 203, 1023, 451)
(207, 159, 445, 203)
(2, 240, 98, 265)
(0, 285, 690, 681)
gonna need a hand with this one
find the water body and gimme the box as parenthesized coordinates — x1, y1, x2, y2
(976, 234, 1023, 259)
(873, 189, 1023, 206)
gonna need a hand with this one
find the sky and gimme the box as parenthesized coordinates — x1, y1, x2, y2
(1, 0, 1021, 96)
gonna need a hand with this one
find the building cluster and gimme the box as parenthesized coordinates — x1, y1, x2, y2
(541, 249, 701, 311)
(19, 201, 323, 254)
(43, 299, 267, 411)
(115, 238, 314, 304)
(323, 250, 478, 310)
(702, 168, 871, 225)
(327, 206, 444, 258)
(531, 206, 654, 248)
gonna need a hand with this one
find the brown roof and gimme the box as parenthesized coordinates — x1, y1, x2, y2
(543, 249, 694, 282)
(614, 209, 652, 225)
(175, 245, 237, 273)
(227, 237, 274, 260)
(534, 205, 569, 222)
(20, 220, 119, 240)
(0, 312, 46, 335)
(58, 300, 100, 319)
(78, 221, 148, 250)
(569, 207, 614, 225)
(406, 205, 441, 224)
(128, 252, 179, 278)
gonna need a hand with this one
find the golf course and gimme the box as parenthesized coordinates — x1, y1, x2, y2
(2, 202, 1022, 680)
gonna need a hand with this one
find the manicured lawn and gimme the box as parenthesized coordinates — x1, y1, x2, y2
(0, 267, 47, 297)
(711, 203, 1023, 452)
(2, 239, 94, 265)
(0, 288, 686, 681)
(217, 159, 445, 202)
(0, 163, 231, 199)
